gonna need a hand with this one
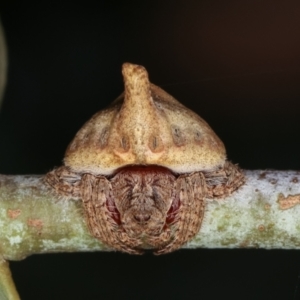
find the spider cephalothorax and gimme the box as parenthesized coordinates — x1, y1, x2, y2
(44, 63, 244, 254)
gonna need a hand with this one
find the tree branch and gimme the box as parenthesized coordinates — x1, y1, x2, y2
(0, 175, 107, 261)
(1, 170, 300, 261)
(1, 170, 300, 298)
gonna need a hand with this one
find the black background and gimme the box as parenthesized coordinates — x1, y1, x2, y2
(1, 1, 300, 299)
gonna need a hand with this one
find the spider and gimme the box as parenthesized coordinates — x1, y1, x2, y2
(44, 63, 245, 254)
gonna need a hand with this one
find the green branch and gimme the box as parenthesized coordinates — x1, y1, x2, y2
(1, 170, 300, 259)
(0, 175, 107, 262)
(1, 170, 300, 298)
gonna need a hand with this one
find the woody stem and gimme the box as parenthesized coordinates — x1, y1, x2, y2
(0, 171, 300, 255)
(0, 170, 300, 297)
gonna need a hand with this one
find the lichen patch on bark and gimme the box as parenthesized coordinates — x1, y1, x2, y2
(7, 209, 21, 219)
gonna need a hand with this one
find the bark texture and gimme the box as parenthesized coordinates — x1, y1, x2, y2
(0, 170, 300, 262)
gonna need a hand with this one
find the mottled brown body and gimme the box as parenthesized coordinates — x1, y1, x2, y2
(64, 64, 226, 175)
(44, 63, 245, 254)
(44, 162, 244, 254)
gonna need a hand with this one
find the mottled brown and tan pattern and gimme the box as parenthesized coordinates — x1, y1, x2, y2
(205, 161, 245, 198)
(44, 63, 245, 254)
(64, 63, 226, 175)
(44, 162, 244, 254)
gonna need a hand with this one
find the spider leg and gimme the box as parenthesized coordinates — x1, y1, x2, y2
(147, 228, 172, 248)
(81, 174, 142, 254)
(205, 161, 245, 199)
(95, 177, 143, 254)
(43, 166, 82, 198)
(155, 172, 206, 255)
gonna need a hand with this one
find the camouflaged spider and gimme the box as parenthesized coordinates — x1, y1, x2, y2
(44, 63, 244, 255)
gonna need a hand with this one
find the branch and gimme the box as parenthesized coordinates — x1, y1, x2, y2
(0, 175, 107, 262)
(187, 170, 300, 249)
(1, 170, 300, 299)
(0, 170, 300, 261)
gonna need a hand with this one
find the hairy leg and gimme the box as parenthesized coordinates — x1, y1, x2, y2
(81, 174, 142, 254)
(43, 166, 82, 198)
(204, 161, 245, 199)
(155, 172, 206, 255)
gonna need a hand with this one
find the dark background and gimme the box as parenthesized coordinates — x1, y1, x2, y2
(1, 1, 300, 299)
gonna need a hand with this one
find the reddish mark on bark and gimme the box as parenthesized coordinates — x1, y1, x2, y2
(291, 177, 299, 183)
(278, 193, 300, 210)
(7, 209, 21, 219)
(259, 172, 267, 179)
(258, 224, 265, 231)
(27, 218, 43, 229)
